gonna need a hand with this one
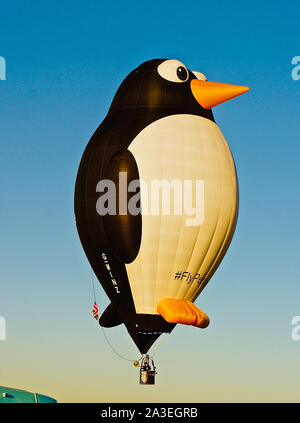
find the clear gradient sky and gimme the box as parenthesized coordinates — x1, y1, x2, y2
(1, 0, 300, 403)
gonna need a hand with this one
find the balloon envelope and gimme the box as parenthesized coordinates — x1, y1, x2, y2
(74, 58, 244, 353)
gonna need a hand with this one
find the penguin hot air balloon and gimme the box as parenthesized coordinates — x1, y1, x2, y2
(74, 59, 249, 357)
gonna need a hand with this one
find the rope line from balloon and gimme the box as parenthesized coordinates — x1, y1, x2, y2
(90, 270, 142, 363)
(100, 324, 142, 362)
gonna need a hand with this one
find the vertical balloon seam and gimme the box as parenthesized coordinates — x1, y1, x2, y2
(167, 120, 190, 301)
(170, 115, 202, 298)
(126, 132, 140, 314)
(129, 123, 166, 315)
(200, 156, 238, 286)
(183, 121, 223, 301)
(191, 130, 234, 301)
(85, 154, 96, 264)
(203, 203, 235, 284)
(156, 125, 176, 310)
(138, 168, 147, 314)
(152, 132, 166, 313)
(132, 132, 145, 314)
(192, 200, 236, 302)
(174, 124, 192, 300)
(173, 116, 209, 301)
(192, 209, 230, 300)
(193, 144, 238, 301)
(179, 118, 213, 298)
(127, 128, 151, 315)
(197, 125, 227, 279)
(163, 119, 189, 302)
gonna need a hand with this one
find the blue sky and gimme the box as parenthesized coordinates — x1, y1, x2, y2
(1, 0, 300, 402)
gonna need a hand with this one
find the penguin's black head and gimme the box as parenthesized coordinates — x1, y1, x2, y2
(108, 59, 249, 121)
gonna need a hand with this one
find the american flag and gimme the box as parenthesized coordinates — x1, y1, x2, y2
(93, 301, 99, 320)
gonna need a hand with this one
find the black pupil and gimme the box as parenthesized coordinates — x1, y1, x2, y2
(177, 66, 187, 81)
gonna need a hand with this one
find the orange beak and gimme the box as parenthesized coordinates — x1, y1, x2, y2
(191, 79, 249, 109)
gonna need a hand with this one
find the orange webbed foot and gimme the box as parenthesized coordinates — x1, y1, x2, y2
(157, 298, 209, 328)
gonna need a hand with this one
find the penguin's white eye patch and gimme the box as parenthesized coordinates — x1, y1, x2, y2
(157, 60, 189, 83)
(192, 71, 207, 81)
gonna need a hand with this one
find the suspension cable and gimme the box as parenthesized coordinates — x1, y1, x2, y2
(90, 270, 141, 363)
